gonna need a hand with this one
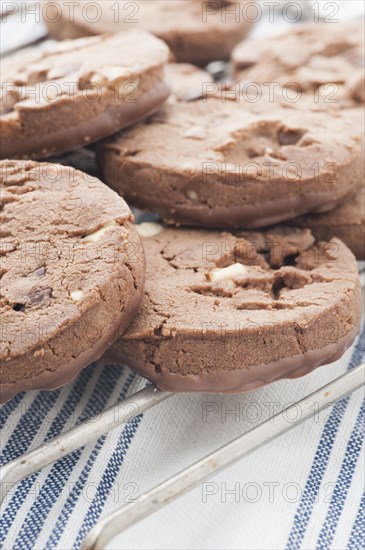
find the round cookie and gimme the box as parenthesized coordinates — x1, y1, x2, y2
(0, 31, 170, 160)
(231, 21, 365, 105)
(0, 160, 145, 403)
(96, 97, 364, 228)
(44, 0, 254, 66)
(167, 63, 214, 102)
(289, 186, 365, 261)
(110, 224, 362, 393)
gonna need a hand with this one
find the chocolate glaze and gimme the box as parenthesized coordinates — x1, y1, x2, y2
(110, 326, 360, 394)
(97, 99, 363, 229)
(1, 80, 170, 160)
(0, 283, 143, 404)
(289, 186, 365, 260)
(122, 187, 354, 229)
(107, 225, 362, 394)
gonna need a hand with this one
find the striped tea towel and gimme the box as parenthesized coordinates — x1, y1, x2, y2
(1, 324, 364, 550)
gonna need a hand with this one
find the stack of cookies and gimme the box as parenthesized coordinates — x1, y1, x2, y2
(0, 4, 364, 402)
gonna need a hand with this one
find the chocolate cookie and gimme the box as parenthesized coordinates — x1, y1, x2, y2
(44, 0, 253, 66)
(96, 97, 364, 228)
(0, 31, 170, 160)
(232, 21, 365, 105)
(0, 160, 145, 403)
(290, 186, 365, 260)
(110, 224, 362, 393)
(167, 63, 213, 102)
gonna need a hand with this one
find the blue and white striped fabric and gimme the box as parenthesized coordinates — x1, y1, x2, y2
(1, 326, 364, 549)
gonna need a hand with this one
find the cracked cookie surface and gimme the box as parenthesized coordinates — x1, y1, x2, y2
(232, 21, 365, 106)
(44, 0, 253, 66)
(0, 31, 170, 159)
(110, 224, 362, 393)
(96, 97, 364, 228)
(289, 186, 365, 261)
(0, 160, 145, 402)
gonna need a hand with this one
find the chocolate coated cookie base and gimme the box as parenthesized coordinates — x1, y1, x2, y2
(0, 160, 145, 403)
(110, 224, 362, 393)
(97, 99, 364, 228)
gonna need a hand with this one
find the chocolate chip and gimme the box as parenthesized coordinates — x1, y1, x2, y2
(26, 288, 52, 307)
(182, 90, 204, 103)
(205, 60, 230, 81)
(272, 277, 286, 300)
(283, 253, 300, 266)
(261, 251, 271, 266)
(30, 267, 46, 278)
(278, 127, 306, 146)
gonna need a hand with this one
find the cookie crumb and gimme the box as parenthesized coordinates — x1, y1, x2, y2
(136, 222, 163, 238)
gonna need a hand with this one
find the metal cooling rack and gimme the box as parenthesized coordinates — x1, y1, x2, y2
(1, 362, 364, 549)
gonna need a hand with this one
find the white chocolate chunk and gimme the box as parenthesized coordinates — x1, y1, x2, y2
(136, 222, 163, 238)
(186, 190, 199, 201)
(71, 290, 84, 302)
(208, 263, 247, 284)
(223, 279, 237, 289)
(47, 67, 66, 80)
(103, 66, 132, 81)
(180, 161, 196, 171)
(45, 86, 60, 100)
(83, 222, 117, 243)
(183, 126, 207, 140)
(89, 72, 107, 86)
